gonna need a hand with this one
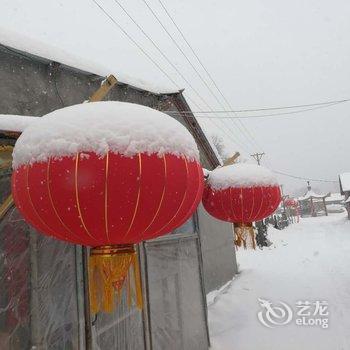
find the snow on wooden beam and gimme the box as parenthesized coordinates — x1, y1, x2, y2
(0, 114, 38, 132)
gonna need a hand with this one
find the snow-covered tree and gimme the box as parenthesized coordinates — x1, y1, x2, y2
(210, 133, 230, 162)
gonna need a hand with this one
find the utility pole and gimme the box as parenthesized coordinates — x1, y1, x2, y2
(250, 152, 265, 165)
(250, 152, 269, 248)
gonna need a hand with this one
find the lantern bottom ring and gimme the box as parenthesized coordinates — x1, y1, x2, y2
(235, 222, 253, 228)
(90, 244, 135, 256)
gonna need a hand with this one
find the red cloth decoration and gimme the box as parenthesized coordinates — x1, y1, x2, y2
(203, 185, 281, 224)
(12, 152, 203, 246)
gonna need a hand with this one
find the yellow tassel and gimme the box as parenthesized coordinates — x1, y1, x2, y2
(132, 253, 143, 309)
(234, 223, 256, 250)
(127, 271, 132, 308)
(88, 244, 143, 314)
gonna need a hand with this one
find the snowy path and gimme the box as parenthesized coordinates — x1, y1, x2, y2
(208, 212, 350, 350)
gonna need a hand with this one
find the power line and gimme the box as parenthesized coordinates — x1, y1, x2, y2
(221, 119, 253, 153)
(192, 104, 256, 153)
(140, 0, 257, 152)
(220, 101, 343, 119)
(88, 0, 339, 186)
(134, 0, 344, 182)
(110, 0, 223, 113)
(157, 0, 226, 101)
(89, 0, 214, 120)
(111, 0, 249, 154)
(92, 0, 258, 152)
(156, 0, 262, 152)
(122, 0, 254, 151)
(90, 0, 180, 89)
(140, 0, 227, 108)
(207, 118, 252, 154)
(272, 170, 338, 183)
(164, 98, 350, 115)
(165, 100, 345, 119)
(198, 109, 254, 154)
(228, 98, 350, 113)
(90, 0, 254, 153)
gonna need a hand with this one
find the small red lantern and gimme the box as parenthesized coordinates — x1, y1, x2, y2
(202, 163, 281, 248)
(11, 101, 203, 312)
(284, 198, 300, 222)
(285, 198, 298, 207)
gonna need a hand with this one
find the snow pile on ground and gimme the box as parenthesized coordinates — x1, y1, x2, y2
(13, 101, 199, 168)
(0, 114, 38, 132)
(327, 204, 345, 213)
(325, 193, 344, 203)
(207, 163, 278, 190)
(208, 212, 350, 350)
(207, 280, 233, 307)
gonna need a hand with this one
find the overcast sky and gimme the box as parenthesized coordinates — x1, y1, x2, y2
(1, 0, 349, 194)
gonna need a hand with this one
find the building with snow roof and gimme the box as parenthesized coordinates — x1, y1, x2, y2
(0, 39, 238, 350)
(323, 193, 345, 214)
(339, 173, 350, 219)
(298, 181, 330, 217)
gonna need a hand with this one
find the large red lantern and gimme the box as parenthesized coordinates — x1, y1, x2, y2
(11, 101, 203, 312)
(203, 163, 281, 248)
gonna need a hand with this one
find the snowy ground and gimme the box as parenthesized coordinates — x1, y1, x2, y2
(208, 212, 350, 350)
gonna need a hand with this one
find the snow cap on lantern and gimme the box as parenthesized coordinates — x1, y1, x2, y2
(206, 163, 278, 190)
(12, 101, 204, 313)
(203, 163, 281, 224)
(12, 101, 199, 168)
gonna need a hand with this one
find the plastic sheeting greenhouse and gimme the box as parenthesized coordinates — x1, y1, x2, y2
(0, 41, 238, 350)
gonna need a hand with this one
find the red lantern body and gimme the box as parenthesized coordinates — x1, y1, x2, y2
(12, 152, 203, 247)
(203, 185, 281, 224)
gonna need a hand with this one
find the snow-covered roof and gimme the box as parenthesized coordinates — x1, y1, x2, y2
(325, 192, 344, 203)
(298, 189, 329, 201)
(13, 101, 199, 168)
(0, 27, 178, 95)
(339, 173, 350, 193)
(0, 114, 38, 132)
(206, 163, 279, 190)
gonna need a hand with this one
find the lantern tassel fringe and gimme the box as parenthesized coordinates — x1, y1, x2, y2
(234, 224, 256, 250)
(89, 245, 143, 314)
